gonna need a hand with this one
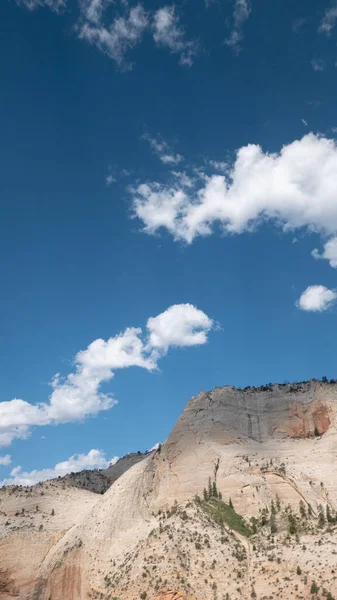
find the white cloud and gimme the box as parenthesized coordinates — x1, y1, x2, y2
(311, 59, 325, 71)
(297, 285, 337, 312)
(152, 6, 197, 66)
(14, 0, 199, 69)
(106, 174, 116, 186)
(225, 0, 251, 53)
(0, 304, 213, 446)
(171, 171, 194, 188)
(78, 4, 149, 69)
(312, 237, 337, 268)
(208, 160, 229, 173)
(147, 304, 213, 355)
(79, 0, 113, 25)
(143, 133, 184, 165)
(131, 133, 337, 245)
(14, 0, 66, 12)
(319, 2, 337, 35)
(0, 449, 118, 487)
(0, 455, 11, 467)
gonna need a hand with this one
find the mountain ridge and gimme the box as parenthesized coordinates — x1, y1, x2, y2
(1, 378, 337, 600)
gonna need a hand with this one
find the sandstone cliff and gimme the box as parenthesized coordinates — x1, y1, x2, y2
(1, 379, 337, 600)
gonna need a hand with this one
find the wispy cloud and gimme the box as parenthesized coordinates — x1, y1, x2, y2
(79, 0, 114, 25)
(142, 133, 184, 165)
(0, 449, 118, 487)
(308, 100, 321, 108)
(297, 285, 337, 312)
(78, 4, 149, 70)
(208, 160, 229, 173)
(225, 0, 251, 53)
(152, 5, 198, 66)
(319, 2, 337, 35)
(292, 17, 308, 33)
(311, 58, 326, 71)
(14, 0, 199, 69)
(14, 0, 66, 12)
(106, 174, 116, 186)
(0, 304, 213, 447)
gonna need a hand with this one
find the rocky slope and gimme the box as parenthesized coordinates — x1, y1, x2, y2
(58, 451, 151, 494)
(1, 379, 337, 600)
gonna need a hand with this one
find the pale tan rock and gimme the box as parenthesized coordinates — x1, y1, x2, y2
(1, 380, 337, 600)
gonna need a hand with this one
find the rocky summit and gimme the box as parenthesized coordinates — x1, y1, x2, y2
(1, 379, 337, 600)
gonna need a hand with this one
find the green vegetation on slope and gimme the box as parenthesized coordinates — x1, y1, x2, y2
(198, 495, 252, 537)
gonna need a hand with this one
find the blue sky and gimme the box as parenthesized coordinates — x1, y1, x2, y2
(1, 0, 337, 484)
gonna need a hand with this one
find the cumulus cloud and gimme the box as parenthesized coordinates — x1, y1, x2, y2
(312, 237, 337, 268)
(0, 449, 118, 487)
(147, 304, 213, 355)
(225, 0, 251, 53)
(297, 285, 337, 312)
(0, 304, 213, 447)
(143, 133, 184, 165)
(0, 455, 11, 467)
(152, 5, 198, 66)
(14, 0, 66, 11)
(131, 133, 337, 247)
(78, 4, 149, 69)
(319, 2, 337, 35)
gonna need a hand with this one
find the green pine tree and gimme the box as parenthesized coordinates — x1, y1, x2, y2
(288, 513, 297, 535)
(212, 480, 218, 498)
(310, 581, 319, 594)
(208, 477, 212, 499)
(318, 506, 325, 528)
(326, 504, 333, 523)
(270, 513, 277, 534)
(299, 500, 306, 519)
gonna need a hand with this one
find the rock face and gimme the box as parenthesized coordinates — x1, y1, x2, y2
(1, 380, 337, 600)
(168, 381, 334, 446)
